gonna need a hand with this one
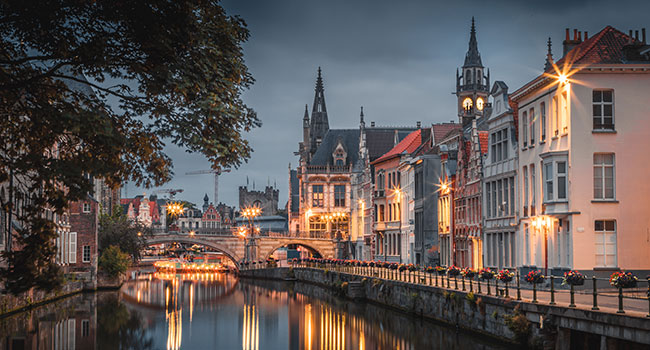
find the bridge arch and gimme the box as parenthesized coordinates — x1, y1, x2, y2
(263, 241, 328, 261)
(146, 236, 242, 269)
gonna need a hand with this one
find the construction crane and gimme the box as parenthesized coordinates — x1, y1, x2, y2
(152, 188, 184, 199)
(185, 169, 230, 205)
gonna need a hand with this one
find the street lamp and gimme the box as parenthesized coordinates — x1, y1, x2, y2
(241, 206, 261, 262)
(533, 215, 553, 275)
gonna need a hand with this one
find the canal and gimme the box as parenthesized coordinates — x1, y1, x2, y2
(1, 272, 512, 349)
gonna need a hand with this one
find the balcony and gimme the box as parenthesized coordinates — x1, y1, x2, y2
(305, 164, 351, 174)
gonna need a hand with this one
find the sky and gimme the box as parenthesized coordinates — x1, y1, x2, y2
(127, 0, 650, 208)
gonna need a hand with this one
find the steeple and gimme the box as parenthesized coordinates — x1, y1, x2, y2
(463, 17, 483, 68)
(359, 106, 365, 129)
(544, 37, 554, 71)
(309, 67, 329, 153)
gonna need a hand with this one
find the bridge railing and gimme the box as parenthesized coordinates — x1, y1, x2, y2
(265, 231, 334, 239)
(148, 229, 334, 239)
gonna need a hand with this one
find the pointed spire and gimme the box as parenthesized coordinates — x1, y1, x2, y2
(312, 67, 327, 114)
(544, 37, 554, 71)
(303, 104, 309, 120)
(309, 67, 330, 153)
(359, 106, 365, 127)
(463, 17, 483, 68)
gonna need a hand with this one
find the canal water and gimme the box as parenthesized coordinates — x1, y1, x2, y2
(1, 272, 512, 349)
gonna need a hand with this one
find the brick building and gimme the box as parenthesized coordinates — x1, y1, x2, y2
(68, 197, 99, 287)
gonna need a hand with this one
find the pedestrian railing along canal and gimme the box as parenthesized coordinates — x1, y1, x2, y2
(246, 259, 650, 317)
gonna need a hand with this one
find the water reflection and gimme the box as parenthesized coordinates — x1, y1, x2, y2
(0, 272, 509, 350)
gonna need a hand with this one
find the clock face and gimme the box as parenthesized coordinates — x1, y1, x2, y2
(462, 97, 473, 110)
(476, 97, 485, 111)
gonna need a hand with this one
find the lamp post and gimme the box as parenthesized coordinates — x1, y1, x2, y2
(241, 206, 261, 262)
(534, 216, 552, 276)
(322, 212, 348, 259)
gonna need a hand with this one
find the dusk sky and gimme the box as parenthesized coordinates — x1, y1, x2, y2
(127, 0, 650, 208)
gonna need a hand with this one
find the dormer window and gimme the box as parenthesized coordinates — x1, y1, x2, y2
(332, 140, 347, 166)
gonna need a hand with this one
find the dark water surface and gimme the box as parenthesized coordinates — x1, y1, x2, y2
(1, 272, 512, 349)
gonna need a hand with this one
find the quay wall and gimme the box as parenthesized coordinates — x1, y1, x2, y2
(241, 267, 650, 349)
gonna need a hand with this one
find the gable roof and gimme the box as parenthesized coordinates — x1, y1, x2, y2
(365, 128, 417, 162)
(309, 129, 360, 166)
(372, 129, 422, 164)
(432, 123, 461, 145)
(478, 131, 489, 155)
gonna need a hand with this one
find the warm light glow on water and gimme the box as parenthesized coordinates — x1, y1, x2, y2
(0, 272, 510, 349)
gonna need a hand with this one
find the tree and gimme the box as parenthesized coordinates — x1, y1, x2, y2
(98, 245, 131, 278)
(0, 0, 259, 294)
(99, 206, 151, 262)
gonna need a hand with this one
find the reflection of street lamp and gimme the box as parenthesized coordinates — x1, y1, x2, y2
(391, 187, 403, 263)
(533, 215, 552, 275)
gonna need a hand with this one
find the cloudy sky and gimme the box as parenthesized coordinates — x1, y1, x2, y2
(127, 0, 650, 208)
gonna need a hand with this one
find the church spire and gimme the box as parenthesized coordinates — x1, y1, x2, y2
(463, 17, 483, 68)
(359, 106, 365, 128)
(309, 67, 329, 153)
(544, 37, 554, 71)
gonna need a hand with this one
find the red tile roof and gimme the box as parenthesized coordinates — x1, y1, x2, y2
(478, 131, 489, 155)
(553, 26, 635, 69)
(432, 123, 461, 145)
(372, 129, 422, 164)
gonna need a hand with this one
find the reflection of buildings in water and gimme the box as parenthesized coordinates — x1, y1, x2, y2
(0, 294, 97, 350)
(287, 293, 413, 350)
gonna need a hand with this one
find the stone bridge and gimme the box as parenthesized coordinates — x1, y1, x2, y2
(146, 233, 337, 268)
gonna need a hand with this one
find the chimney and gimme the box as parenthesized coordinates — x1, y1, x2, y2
(584, 31, 588, 40)
(416, 121, 421, 128)
(635, 30, 640, 41)
(641, 28, 645, 45)
(370, 121, 375, 127)
(563, 28, 583, 57)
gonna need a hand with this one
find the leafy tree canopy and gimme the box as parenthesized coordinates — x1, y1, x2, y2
(99, 206, 151, 262)
(99, 245, 131, 278)
(0, 0, 259, 294)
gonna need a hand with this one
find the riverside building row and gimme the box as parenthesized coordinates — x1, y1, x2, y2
(289, 21, 650, 277)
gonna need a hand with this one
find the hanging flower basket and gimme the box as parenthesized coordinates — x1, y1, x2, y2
(497, 269, 514, 283)
(447, 265, 461, 276)
(435, 266, 447, 275)
(525, 270, 545, 284)
(461, 267, 476, 278)
(398, 264, 407, 272)
(609, 271, 638, 288)
(407, 264, 417, 272)
(361, 261, 368, 267)
(382, 262, 391, 269)
(426, 266, 436, 274)
(479, 268, 495, 280)
(562, 270, 586, 286)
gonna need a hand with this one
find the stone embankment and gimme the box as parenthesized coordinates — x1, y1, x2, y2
(240, 267, 650, 349)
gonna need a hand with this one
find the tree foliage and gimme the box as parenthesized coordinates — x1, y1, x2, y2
(99, 206, 151, 262)
(98, 245, 131, 278)
(0, 0, 259, 294)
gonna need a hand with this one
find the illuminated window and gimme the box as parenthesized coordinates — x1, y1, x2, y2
(309, 216, 326, 233)
(312, 185, 324, 207)
(595, 220, 616, 267)
(561, 91, 568, 134)
(553, 96, 559, 136)
(593, 90, 614, 130)
(593, 154, 615, 200)
(523, 166, 528, 217)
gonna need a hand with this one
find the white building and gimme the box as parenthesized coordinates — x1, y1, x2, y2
(482, 81, 519, 270)
(511, 26, 650, 275)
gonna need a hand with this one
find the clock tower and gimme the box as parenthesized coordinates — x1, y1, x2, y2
(456, 17, 489, 127)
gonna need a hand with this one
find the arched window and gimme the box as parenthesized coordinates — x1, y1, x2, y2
(466, 70, 472, 84)
(335, 159, 343, 166)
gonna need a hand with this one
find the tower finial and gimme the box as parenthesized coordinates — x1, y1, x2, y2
(471, 16, 475, 34)
(359, 106, 365, 128)
(303, 104, 309, 120)
(544, 37, 554, 71)
(463, 17, 482, 67)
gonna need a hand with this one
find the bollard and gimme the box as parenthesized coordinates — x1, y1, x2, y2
(532, 282, 538, 303)
(487, 279, 491, 296)
(454, 276, 458, 290)
(469, 277, 473, 293)
(435, 273, 439, 287)
(592, 276, 599, 311)
(477, 277, 482, 294)
(569, 284, 576, 308)
(505, 282, 509, 298)
(447, 275, 450, 289)
(462, 276, 466, 291)
(617, 286, 625, 314)
(516, 271, 521, 301)
(550, 276, 556, 305)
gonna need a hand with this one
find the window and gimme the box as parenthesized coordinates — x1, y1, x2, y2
(379, 205, 385, 222)
(561, 91, 568, 133)
(486, 182, 491, 218)
(553, 96, 559, 136)
(593, 90, 614, 130)
(335, 159, 344, 166)
(497, 180, 503, 217)
(490, 128, 508, 162)
(312, 185, 324, 207)
(83, 246, 91, 263)
(529, 108, 535, 145)
(334, 185, 346, 207)
(82, 320, 90, 337)
(509, 177, 515, 215)
(593, 154, 615, 199)
(540, 102, 546, 141)
(544, 162, 553, 200)
(557, 161, 567, 199)
(530, 164, 536, 215)
(309, 216, 326, 233)
(69, 232, 77, 263)
(522, 111, 528, 147)
(523, 167, 528, 216)
(82, 202, 90, 213)
(595, 220, 616, 267)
